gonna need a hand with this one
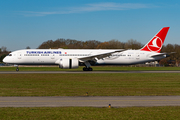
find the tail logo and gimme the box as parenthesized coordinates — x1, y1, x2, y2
(141, 27, 169, 53)
(147, 36, 162, 52)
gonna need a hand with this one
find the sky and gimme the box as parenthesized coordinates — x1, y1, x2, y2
(1, 0, 180, 51)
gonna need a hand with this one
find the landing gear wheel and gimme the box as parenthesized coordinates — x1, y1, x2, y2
(83, 67, 87, 71)
(16, 68, 19, 72)
(89, 67, 93, 71)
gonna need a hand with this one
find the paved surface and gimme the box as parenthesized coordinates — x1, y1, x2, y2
(0, 96, 180, 107)
(0, 71, 180, 74)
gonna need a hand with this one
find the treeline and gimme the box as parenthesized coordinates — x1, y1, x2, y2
(38, 38, 143, 49)
(161, 44, 180, 66)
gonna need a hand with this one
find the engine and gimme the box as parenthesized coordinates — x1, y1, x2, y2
(57, 58, 79, 69)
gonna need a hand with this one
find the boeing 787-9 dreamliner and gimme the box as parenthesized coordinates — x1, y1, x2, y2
(3, 27, 171, 71)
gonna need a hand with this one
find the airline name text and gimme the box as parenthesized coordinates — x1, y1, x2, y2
(26, 51, 61, 54)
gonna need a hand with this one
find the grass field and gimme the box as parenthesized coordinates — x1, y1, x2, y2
(1, 66, 180, 71)
(1, 107, 180, 120)
(1, 73, 180, 96)
(1, 66, 180, 119)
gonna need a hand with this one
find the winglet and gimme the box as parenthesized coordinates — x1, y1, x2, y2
(141, 27, 170, 53)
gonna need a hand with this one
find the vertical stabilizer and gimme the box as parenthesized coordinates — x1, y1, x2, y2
(141, 27, 170, 53)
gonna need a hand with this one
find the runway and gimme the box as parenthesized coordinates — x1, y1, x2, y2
(0, 96, 180, 107)
(0, 70, 180, 74)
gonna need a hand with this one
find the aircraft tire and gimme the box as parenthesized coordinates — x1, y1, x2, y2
(83, 67, 87, 71)
(89, 67, 93, 71)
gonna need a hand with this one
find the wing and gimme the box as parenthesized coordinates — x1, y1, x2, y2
(79, 49, 125, 62)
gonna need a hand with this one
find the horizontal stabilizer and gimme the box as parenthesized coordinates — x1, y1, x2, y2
(151, 52, 175, 57)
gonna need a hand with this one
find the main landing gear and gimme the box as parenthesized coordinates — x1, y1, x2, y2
(83, 61, 93, 71)
(83, 67, 93, 71)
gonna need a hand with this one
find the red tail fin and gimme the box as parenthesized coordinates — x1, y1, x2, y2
(141, 27, 170, 53)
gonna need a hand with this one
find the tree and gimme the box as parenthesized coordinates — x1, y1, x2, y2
(160, 44, 180, 66)
(0, 54, 6, 62)
(159, 58, 168, 66)
(173, 44, 180, 66)
(38, 39, 101, 49)
(124, 39, 142, 49)
(0, 46, 9, 63)
(96, 42, 110, 49)
(108, 39, 125, 49)
(96, 40, 125, 49)
(38, 40, 54, 49)
(26, 46, 31, 49)
(1, 46, 7, 52)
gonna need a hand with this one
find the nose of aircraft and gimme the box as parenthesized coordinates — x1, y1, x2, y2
(3, 57, 7, 63)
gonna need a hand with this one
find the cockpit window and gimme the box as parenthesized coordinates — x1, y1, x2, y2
(8, 54, 12, 56)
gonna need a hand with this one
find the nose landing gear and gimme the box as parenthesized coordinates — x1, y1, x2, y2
(14, 65, 19, 71)
(16, 67, 19, 72)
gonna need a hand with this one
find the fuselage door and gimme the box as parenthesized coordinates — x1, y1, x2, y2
(136, 53, 140, 60)
(50, 54, 55, 59)
(17, 52, 22, 59)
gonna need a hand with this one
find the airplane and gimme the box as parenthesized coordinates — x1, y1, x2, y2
(3, 27, 171, 71)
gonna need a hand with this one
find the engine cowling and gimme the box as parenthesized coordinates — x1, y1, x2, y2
(56, 58, 79, 69)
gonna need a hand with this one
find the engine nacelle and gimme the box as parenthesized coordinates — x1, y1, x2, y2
(57, 58, 79, 69)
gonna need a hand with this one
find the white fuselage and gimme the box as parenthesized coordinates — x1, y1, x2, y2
(3, 49, 166, 65)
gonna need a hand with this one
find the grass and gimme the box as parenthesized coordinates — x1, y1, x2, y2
(1, 73, 180, 96)
(1, 66, 180, 71)
(1, 107, 180, 120)
(1, 67, 180, 119)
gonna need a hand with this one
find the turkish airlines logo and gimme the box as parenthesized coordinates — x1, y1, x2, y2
(147, 36, 162, 52)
